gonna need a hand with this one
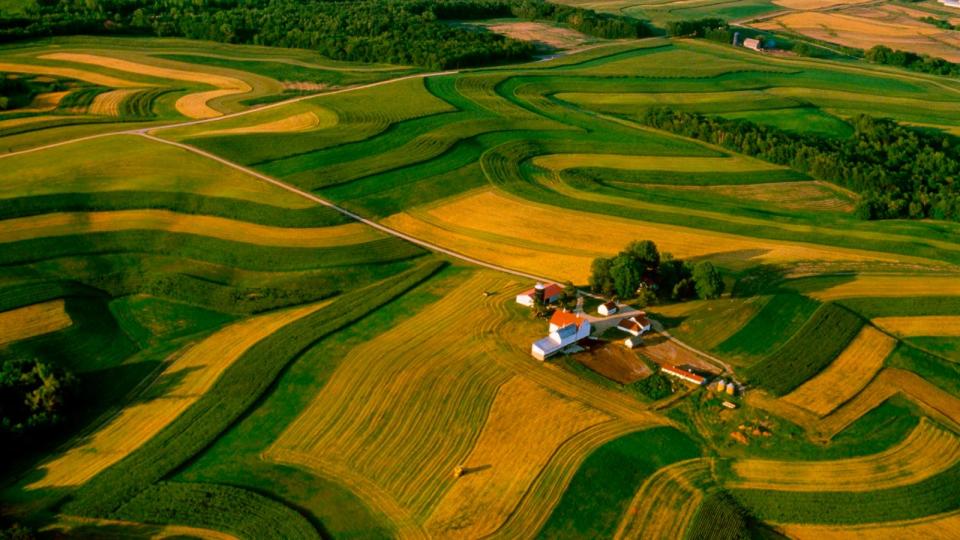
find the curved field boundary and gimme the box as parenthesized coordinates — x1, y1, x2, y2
(782, 326, 896, 416)
(873, 316, 960, 337)
(267, 273, 516, 523)
(778, 509, 960, 539)
(47, 515, 238, 539)
(0, 299, 72, 346)
(0, 210, 383, 249)
(117, 481, 319, 540)
(40, 53, 253, 119)
(27, 301, 326, 490)
(729, 419, 960, 492)
(0, 61, 145, 87)
(613, 458, 713, 540)
(425, 376, 610, 539)
(802, 275, 960, 301)
(532, 153, 784, 173)
(196, 110, 333, 137)
(89, 89, 142, 116)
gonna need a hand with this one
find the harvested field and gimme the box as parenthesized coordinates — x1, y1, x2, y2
(655, 182, 854, 212)
(267, 273, 516, 527)
(88, 88, 141, 116)
(873, 316, 960, 337)
(754, 11, 960, 62)
(197, 111, 334, 136)
(782, 326, 896, 417)
(0, 210, 382, 248)
(729, 419, 960, 492)
(0, 299, 72, 346)
(27, 302, 325, 489)
(384, 190, 913, 283)
(613, 458, 713, 539)
(532, 153, 783, 174)
(45, 516, 239, 540)
(424, 376, 609, 539)
(639, 332, 721, 376)
(779, 509, 960, 539)
(478, 21, 593, 50)
(803, 275, 960, 301)
(18, 90, 70, 112)
(0, 62, 144, 87)
(40, 53, 253, 118)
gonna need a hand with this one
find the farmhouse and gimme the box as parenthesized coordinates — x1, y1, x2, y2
(743, 38, 763, 52)
(516, 282, 563, 307)
(531, 310, 592, 360)
(598, 301, 618, 316)
(661, 365, 707, 386)
(617, 314, 652, 336)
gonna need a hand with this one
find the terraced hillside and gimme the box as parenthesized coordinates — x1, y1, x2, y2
(2, 31, 960, 539)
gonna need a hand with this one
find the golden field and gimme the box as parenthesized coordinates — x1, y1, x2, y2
(0, 299, 72, 346)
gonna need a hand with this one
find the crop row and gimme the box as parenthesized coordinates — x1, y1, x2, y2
(64, 259, 445, 517)
(745, 303, 863, 395)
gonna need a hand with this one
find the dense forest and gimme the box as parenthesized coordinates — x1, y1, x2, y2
(642, 108, 960, 221)
(0, 0, 651, 69)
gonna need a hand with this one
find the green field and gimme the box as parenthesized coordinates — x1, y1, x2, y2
(2, 23, 960, 540)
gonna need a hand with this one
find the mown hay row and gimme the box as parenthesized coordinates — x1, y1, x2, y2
(0, 299, 72, 346)
(873, 316, 960, 337)
(783, 326, 896, 416)
(778, 509, 960, 539)
(28, 302, 326, 489)
(425, 376, 610, 539)
(268, 272, 516, 521)
(198, 111, 333, 137)
(613, 459, 713, 540)
(0, 210, 382, 249)
(88, 89, 142, 116)
(730, 419, 960, 492)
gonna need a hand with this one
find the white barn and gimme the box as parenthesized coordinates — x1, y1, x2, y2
(617, 314, 652, 336)
(531, 310, 592, 360)
(598, 301, 618, 316)
(743, 38, 762, 51)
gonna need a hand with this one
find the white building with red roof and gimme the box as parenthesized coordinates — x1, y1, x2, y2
(661, 365, 707, 386)
(516, 282, 563, 307)
(617, 313, 652, 336)
(531, 310, 592, 360)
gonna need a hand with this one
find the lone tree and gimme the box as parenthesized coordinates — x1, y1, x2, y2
(692, 261, 724, 299)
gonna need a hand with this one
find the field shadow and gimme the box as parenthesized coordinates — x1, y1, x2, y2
(462, 464, 492, 476)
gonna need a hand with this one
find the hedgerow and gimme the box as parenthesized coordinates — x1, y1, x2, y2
(745, 303, 863, 395)
(118, 482, 319, 540)
(64, 259, 445, 517)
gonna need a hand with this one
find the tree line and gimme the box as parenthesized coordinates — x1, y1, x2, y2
(0, 0, 651, 70)
(641, 108, 960, 222)
(0, 357, 76, 462)
(588, 239, 724, 305)
(865, 44, 960, 78)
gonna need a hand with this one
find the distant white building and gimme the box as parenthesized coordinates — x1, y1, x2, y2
(598, 301, 618, 316)
(516, 282, 563, 307)
(616, 314, 652, 336)
(661, 365, 707, 386)
(743, 38, 762, 51)
(531, 310, 592, 360)
(624, 336, 642, 349)
(939, 0, 960, 7)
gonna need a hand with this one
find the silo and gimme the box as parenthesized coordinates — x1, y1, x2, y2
(534, 282, 545, 305)
(716, 379, 726, 392)
(726, 382, 736, 395)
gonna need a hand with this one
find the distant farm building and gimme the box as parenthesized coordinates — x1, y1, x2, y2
(598, 301, 618, 316)
(516, 282, 563, 307)
(531, 310, 592, 360)
(617, 314, 652, 336)
(661, 365, 707, 386)
(743, 38, 763, 51)
(624, 336, 642, 349)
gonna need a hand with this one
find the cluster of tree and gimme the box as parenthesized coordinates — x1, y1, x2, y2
(642, 108, 960, 221)
(865, 44, 960, 78)
(664, 17, 731, 41)
(588, 240, 724, 304)
(0, 357, 77, 461)
(0, 522, 34, 540)
(0, 0, 649, 69)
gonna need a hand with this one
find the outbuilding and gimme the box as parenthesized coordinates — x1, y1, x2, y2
(516, 282, 563, 307)
(661, 365, 707, 386)
(743, 37, 762, 51)
(598, 301, 618, 316)
(617, 314, 652, 336)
